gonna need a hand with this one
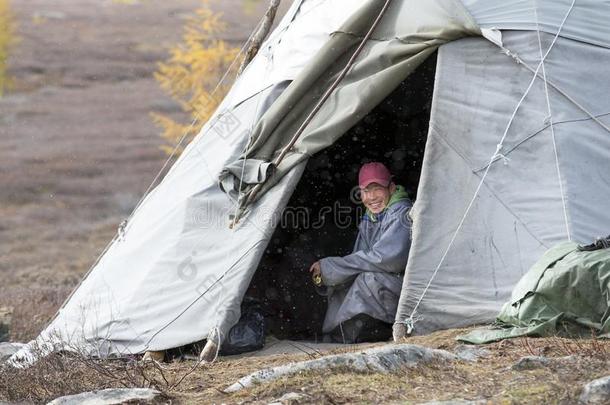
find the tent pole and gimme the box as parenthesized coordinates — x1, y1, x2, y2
(238, 0, 282, 75)
(233, 0, 394, 225)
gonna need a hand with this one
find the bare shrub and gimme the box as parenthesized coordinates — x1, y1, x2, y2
(0, 285, 72, 342)
(0, 352, 130, 403)
(0, 343, 204, 403)
(520, 334, 609, 359)
(0, 0, 16, 96)
(549, 334, 608, 358)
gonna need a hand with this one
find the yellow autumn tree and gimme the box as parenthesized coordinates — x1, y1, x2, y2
(152, 2, 241, 154)
(0, 0, 15, 97)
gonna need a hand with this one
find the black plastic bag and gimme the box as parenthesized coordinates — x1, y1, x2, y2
(220, 298, 266, 355)
(578, 234, 610, 251)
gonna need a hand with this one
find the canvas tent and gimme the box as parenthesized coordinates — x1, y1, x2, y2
(10, 0, 610, 364)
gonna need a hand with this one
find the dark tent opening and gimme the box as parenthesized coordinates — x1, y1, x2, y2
(246, 52, 438, 342)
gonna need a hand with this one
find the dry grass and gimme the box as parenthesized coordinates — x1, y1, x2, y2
(0, 286, 73, 341)
(0, 352, 136, 403)
(220, 336, 609, 404)
(130, 333, 610, 404)
(0, 346, 194, 403)
(1, 316, 608, 404)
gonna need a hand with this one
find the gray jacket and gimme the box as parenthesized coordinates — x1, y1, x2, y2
(319, 198, 412, 333)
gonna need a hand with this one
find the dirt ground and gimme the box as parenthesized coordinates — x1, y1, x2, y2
(1, 328, 608, 404)
(162, 330, 609, 404)
(1, 2, 609, 404)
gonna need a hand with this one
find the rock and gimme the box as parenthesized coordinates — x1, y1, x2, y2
(511, 356, 551, 370)
(579, 375, 610, 404)
(393, 322, 408, 341)
(199, 339, 218, 363)
(268, 392, 311, 405)
(224, 344, 457, 393)
(46, 388, 160, 405)
(0, 342, 26, 363)
(418, 400, 488, 405)
(454, 345, 491, 362)
(0, 307, 13, 342)
(511, 355, 576, 371)
(142, 350, 165, 363)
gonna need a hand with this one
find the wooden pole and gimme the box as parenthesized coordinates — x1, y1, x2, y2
(238, 0, 281, 75)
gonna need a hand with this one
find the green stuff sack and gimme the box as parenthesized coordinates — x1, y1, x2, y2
(458, 241, 610, 344)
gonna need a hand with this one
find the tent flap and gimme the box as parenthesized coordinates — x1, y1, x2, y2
(221, 0, 481, 208)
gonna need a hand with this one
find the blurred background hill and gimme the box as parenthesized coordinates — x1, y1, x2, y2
(0, 0, 287, 340)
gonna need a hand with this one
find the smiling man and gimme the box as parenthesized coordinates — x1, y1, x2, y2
(309, 162, 413, 343)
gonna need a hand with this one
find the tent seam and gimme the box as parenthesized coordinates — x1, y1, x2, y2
(142, 240, 266, 350)
(472, 111, 610, 173)
(495, 46, 610, 135)
(534, 0, 571, 241)
(429, 125, 549, 248)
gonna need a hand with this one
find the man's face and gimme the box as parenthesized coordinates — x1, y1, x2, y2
(361, 182, 396, 214)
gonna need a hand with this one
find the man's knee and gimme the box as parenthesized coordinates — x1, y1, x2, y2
(354, 271, 376, 285)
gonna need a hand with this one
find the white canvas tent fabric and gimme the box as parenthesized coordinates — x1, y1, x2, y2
(228, 0, 370, 107)
(395, 30, 610, 334)
(11, 0, 374, 364)
(19, 82, 307, 359)
(462, 0, 610, 49)
(10, 0, 610, 365)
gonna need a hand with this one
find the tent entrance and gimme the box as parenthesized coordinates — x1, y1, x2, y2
(246, 52, 437, 341)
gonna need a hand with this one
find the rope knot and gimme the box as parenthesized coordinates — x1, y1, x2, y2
(405, 318, 414, 335)
(117, 219, 128, 241)
(501, 48, 521, 64)
(402, 313, 424, 335)
(496, 153, 511, 166)
(544, 115, 552, 126)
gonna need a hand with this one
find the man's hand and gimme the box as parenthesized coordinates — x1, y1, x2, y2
(309, 261, 322, 285)
(309, 261, 321, 277)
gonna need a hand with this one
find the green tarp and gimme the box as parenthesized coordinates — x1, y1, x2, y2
(458, 242, 610, 344)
